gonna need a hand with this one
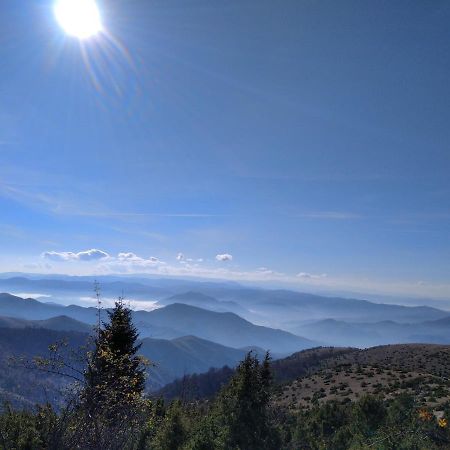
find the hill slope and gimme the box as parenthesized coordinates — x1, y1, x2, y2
(275, 344, 450, 410)
(159, 344, 450, 402)
(140, 335, 248, 390)
(135, 303, 317, 353)
(0, 314, 92, 333)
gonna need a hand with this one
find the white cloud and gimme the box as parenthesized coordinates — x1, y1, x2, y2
(117, 252, 141, 261)
(177, 253, 203, 264)
(117, 252, 159, 263)
(42, 251, 78, 262)
(117, 252, 138, 261)
(95, 252, 288, 285)
(216, 253, 233, 262)
(296, 272, 327, 279)
(42, 249, 109, 262)
(104, 252, 164, 273)
(77, 249, 110, 261)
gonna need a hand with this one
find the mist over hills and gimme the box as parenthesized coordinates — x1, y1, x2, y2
(159, 291, 248, 316)
(137, 303, 316, 353)
(296, 317, 450, 347)
(1, 274, 448, 322)
(1, 275, 450, 350)
(0, 293, 317, 354)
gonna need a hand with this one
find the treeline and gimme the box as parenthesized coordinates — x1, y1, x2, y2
(159, 347, 357, 402)
(1, 300, 450, 449)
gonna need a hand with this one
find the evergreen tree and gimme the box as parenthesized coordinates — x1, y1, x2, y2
(85, 298, 146, 410)
(153, 400, 187, 450)
(72, 297, 149, 450)
(0, 403, 56, 450)
(213, 352, 281, 450)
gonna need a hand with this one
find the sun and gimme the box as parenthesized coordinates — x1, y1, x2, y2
(54, 0, 103, 39)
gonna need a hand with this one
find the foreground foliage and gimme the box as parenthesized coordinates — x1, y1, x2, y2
(2, 391, 450, 449)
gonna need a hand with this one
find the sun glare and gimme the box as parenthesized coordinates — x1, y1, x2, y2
(54, 0, 103, 39)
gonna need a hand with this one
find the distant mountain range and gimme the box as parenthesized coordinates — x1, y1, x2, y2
(0, 293, 316, 354)
(1, 274, 450, 350)
(135, 303, 316, 353)
(159, 291, 248, 316)
(0, 290, 324, 406)
(1, 275, 448, 330)
(0, 314, 92, 333)
(297, 317, 450, 347)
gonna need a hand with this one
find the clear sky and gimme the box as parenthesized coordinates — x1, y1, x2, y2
(0, 0, 449, 298)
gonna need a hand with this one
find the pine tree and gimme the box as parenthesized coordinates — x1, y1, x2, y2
(74, 297, 148, 450)
(153, 400, 187, 450)
(213, 352, 281, 450)
(85, 298, 146, 409)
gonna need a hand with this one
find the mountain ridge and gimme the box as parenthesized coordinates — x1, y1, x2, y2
(0, 294, 317, 354)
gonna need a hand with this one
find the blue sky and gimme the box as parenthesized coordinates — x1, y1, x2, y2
(0, 0, 449, 298)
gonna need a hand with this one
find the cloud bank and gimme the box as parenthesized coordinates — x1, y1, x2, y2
(32, 247, 450, 299)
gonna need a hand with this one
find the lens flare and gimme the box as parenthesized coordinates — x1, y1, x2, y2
(54, 0, 103, 39)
